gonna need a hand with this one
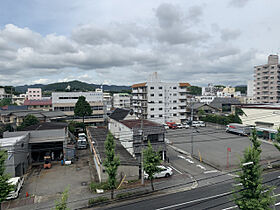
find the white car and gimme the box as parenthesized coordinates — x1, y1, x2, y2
(184, 124, 190, 129)
(6, 177, 24, 200)
(192, 121, 206, 127)
(176, 124, 183, 129)
(144, 165, 173, 179)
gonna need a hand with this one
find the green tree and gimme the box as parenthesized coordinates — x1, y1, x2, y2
(197, 109, 205, 119)
(54, 186, 69, 210)
(0, 150, 13, 204)
(0, 98, 12, 107)
(74, 96, 92, 124)
(104, 132, 120, 199)
(19, 114, 39, 129)
(233, 129, 274, 209)
(143, 141, 161, 191)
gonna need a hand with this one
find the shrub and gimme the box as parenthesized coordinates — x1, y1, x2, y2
(88, 197, 109, 206)
(89, 182, 110, 192)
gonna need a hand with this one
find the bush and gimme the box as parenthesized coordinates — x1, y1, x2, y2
(88, 197, 109, 206)
(201, 114, 241, 125)
(116, 192, 135, 199)
(89, 182, 110, 192)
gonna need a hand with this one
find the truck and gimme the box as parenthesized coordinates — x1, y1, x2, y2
(226, 123, 251, 136)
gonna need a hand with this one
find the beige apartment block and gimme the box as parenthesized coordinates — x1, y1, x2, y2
(254, 55, 280, 103)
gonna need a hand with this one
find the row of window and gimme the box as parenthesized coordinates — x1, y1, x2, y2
(29, 95, 40, 98)
(150, 113, 177, 118)
(150, 93, 177, 97)
(29, 91, 40, 93)
(54, 106, 103, 111)
(58, 97, 79, 99)
(150, 86, 178, 90)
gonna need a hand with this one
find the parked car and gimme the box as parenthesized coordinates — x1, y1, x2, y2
(176, 123, 183, 129)
(182, 123, 190, 129)
(166, 122, 177, 129)
(6, 177, 24, 200)
(144, 165, 173, 179)
(163, 124, 169, 130)
(192, 121, 206, 127)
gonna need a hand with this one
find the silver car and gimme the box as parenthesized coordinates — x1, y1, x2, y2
(144, 165, 173, 179)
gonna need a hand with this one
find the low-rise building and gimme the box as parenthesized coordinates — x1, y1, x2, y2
(87, 127, 139, 182)
(187, 103, 219, 121)
(12, 94, 27, 105)
(0, 88, 12, 100)
(52, 91, 104, 125)
(24, 99, 52, 111)
(209, 97, 241, 113)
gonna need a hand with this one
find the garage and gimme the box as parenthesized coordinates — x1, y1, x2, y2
(30, 142, 63, 162)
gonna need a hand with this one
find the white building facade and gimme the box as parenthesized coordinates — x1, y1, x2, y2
(26, 88, 42, 100)
(132, 72, 190, 124)
(113, 93, 131, 108)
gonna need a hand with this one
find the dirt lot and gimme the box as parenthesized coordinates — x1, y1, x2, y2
(19, 149, 93, 200)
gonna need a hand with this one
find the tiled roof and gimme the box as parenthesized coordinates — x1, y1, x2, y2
(210, 97, 241, 109)
(131, 83, 147, 88)
(24, 99, 52, 106)
(109, 108, 131, 121)
(120, 119, 161, 129)
(21, 122, 68, 131)
(87, 127, 138, 166)
(179, 83, 191, 87)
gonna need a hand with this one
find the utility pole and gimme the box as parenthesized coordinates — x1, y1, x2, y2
(191, 97, 194, 156)
(140, 103, 144, 185)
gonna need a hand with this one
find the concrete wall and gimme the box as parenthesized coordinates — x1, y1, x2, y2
(99, 164, 139, 182)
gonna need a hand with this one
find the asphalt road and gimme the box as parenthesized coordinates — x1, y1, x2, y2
(165, 125, 280, 170)
(105, 170, 280, 210)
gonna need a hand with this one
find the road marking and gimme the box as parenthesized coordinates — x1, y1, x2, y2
(169, 165, 183, 174)
(196, 164, 206, 170)
(178, 155, 185, 159)
(204, 170, 218, 174)
(232, 183, 242, 187)
(156, 191, 232, 210)
(178, 155, 194, 163)
(185, 159, 194, 164)
(221, 205, 238, 210)
(275, 202, 280, 206)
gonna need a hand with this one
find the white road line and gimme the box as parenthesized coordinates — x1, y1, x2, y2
(204, 170, 218, 174)
(232, 183, 242, 187)
(221, 205, 238, 210)
(185, 159, 194, 164)
(196, 164, 206, 170)
(169, 165, 183, 174)
(275, 202, 280, 206)
(156, 191, 232, 210)
(178, 155, 185, 159)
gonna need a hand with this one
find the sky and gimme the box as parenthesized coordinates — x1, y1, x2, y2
(0, 0, 279, 87)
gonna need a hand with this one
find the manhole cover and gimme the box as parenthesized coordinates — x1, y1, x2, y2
(81, 182, 87, 186)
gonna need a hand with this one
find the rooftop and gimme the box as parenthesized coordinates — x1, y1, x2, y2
(87, 127, 138, 166)
(109, 108, 132, 121)
(20, 122, 68, 131)
(23, 99, 52, 106)
(120, 119, 161, 129)
(210, 97, 241, 110)
(131, 83, 147, 88)
(0, 135, 27, 147)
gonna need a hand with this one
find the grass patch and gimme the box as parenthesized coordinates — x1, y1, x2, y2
(116, 190, 148, 200)
(89, 182, 110, 192)
(88, 196, 109, 206)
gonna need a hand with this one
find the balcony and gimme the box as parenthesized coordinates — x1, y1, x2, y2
(179, 94, 186, 100)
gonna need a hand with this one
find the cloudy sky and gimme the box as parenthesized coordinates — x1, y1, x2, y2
(0, 0, 279, 87)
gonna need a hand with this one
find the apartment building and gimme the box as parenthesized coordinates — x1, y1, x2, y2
(52, 92, 104, 124)
(26, 88, 42, 100)
(254, 55, 280, 103)
(132, 72, 191, 124)
(113, 93, 131, 108)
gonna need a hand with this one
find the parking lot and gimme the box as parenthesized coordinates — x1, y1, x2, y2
(166, 124, 280, 170)
(19, 149, 93, 201)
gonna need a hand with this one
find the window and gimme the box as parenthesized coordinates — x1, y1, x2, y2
(173, 100, 177, 103)
(173, 87, 177, 89)
(150, 108, 154, 111)
(159, 114, 163, 117)
(150, 87, 154, 89)
(159, 108, 163, 110)
(173, 107, 177, 110)
(271, 66, 275, 69)
(150, 94, 154, 97)
(159, 87, 162, 89)
(159, 101, 163, 103)
(173, 114, 177, 116)
(173, 93, 177, 96)
(159, 94, 163, 97)
(151, 115, 154, 118)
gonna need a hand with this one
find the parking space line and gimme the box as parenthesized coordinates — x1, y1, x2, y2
(204, 170, 218, 174)
(196, 164, 206, 170)
(169, 165, 183, 174)
(178, 155, 194, 164)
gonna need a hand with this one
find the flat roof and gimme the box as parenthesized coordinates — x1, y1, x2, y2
(120, 119, 162, 129)
(0, 135, 27, 147)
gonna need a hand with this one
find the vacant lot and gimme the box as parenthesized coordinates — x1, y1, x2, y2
(166, 125, 280, 170)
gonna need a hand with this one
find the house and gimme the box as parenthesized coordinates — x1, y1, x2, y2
(87, 127, 139, 182)
(109, 113, 166, 164)
(209, 97, 241, 113)
(0, 109, 67, 126)
(4, 122, 69, 163)
(186, 103, 219, 120)
(0, 133, 30, 177)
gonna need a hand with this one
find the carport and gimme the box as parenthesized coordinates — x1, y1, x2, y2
(30, 142, 63, 162)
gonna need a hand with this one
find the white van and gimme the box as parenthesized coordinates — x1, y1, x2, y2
(192, 121, 206, 127)
(6, 177, 24, 200)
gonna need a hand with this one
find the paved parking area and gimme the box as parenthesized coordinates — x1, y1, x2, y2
(166, 125, 280, 170)
(19, 149, 92, 200)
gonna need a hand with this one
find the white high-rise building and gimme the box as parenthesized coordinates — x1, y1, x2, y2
(132, 72, 190, 124)
(113, 93, 131, 108)
(26, 88, 42, 100)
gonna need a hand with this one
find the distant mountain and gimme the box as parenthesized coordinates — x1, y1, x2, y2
(15, 80, 131, 93)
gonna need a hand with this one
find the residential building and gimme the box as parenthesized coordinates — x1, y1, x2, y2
(202, 84, 223, 96)
(247, 80, 254, 97)
(23, 99, 52, 111)
(26, 88, 42, 100)
(12, 94, 27, 105)
(0, 109, 67, 126)
(254, 55, 280, 103)
(209, 97, 241, 113)
(87, 127, 139, 182)
(186, 103, 219, 121)
(0, 88, 12, 100)
(132, 72, 191, 124)
(195, 96, 216, 104)
(52, 91, 104, 125)
(109, 112, 166, 165)
(113, 93, 131, 108)
(0, 134, 30, 177)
